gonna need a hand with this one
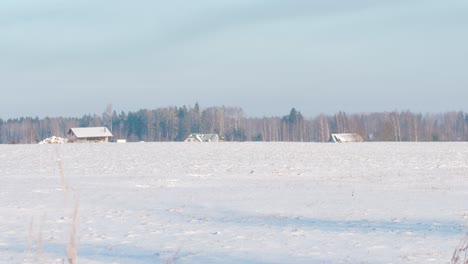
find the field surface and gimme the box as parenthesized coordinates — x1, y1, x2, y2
(0, 142, 467, 263)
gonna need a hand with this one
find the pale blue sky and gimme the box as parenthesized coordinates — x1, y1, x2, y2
(1, 0, 467, 118)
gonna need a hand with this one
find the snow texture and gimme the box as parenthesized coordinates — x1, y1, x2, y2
(38, 136, 67, 144)
(0, 142, 467, 263)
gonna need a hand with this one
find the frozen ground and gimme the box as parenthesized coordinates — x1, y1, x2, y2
(0, 142, 467, 263)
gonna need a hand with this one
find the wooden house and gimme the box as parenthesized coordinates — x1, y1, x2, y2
(67, 127, 113, 143)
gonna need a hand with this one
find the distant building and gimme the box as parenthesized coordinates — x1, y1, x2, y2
(67, 127, 113, 143)
(329, 133, 364, 143)
(185, 133, 220, 142)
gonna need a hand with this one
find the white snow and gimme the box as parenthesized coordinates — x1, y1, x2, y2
(38, 136, 67, 144)
(1, 142, 467, 263)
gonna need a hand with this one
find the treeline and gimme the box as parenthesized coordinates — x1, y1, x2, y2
(1, 104, 468, 144)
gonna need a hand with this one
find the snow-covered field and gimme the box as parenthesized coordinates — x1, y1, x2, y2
(1, 142, 467, 263)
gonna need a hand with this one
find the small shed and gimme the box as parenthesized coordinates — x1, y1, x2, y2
(329, 133, 363, 143)
(67, 127, 113, 143)
(185, 133, 220, 142)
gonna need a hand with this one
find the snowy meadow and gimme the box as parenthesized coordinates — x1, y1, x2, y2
(1, 142, 467, 263)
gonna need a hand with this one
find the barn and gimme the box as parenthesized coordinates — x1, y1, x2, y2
(329, 133, 364, 143)
(67, 127, 113, 143)
(184, 133, 220, 142)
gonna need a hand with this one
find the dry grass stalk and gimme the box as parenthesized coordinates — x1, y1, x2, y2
(22, 218, 34, 263)
(67, 200, 79, 264)
(54, 146, 80, 264)
(452, 234, 468, 264)
(34, 214, 45, 263)
(164, 247, 181, 264)
(23, 215, 45, 264)
(56, 159, 70, 204)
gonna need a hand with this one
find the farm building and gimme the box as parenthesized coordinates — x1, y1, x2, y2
(329, 133, 364, 143)
(185, 133, 220, 142)
(67, 127, 113, 143)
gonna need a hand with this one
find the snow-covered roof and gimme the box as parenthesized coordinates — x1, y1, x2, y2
(185, 133, 219, 142)
(68, 127, 113, 138)
(329, 133, 363, 143)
